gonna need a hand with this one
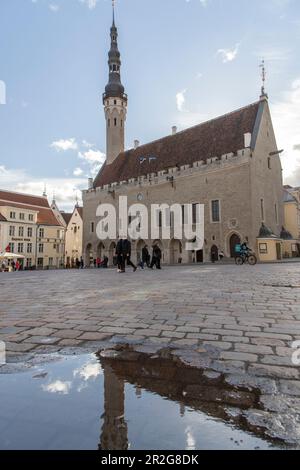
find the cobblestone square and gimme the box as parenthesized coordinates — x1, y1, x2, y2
(1, 263, 300, 444)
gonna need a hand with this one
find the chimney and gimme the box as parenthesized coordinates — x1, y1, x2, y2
(88, 178, 93, 190)
(134, 139, 140, 150)
(172, 126, 177, 135)
(244, 132, 252, 148)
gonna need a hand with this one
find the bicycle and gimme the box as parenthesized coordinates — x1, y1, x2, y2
(235, 250, 257, 266)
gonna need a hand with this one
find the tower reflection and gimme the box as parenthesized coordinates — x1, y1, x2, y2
(99, 364, 128, 450)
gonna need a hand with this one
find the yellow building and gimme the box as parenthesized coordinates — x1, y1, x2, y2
(282, 187, 300, 258)
(62, 206, 83, 268)
(0, 190, 65, 269)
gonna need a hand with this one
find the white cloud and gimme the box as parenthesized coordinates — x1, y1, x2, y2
(176, 89, 187, 112)
(79, 0, 99, 10)
(42, 380, 71, 395)
(0, 165, 85, 211)
(50, 138, 78, 152)
(272, 78, 300, 186)
(73, 167, 84, 176)
(74, 362, 102, 381)
(49, 4, 59, 12)
(78, 149, 105, 164)
(217, 44, 240, 63)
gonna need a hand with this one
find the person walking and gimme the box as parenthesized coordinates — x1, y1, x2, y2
(139, 245, 149, 269)
(142, 245, 150, 268)
(80, 257, 84, 269)
(116, 238, 125, 273)
(124, 239, 137, 272)
(150, 244, 162, 270)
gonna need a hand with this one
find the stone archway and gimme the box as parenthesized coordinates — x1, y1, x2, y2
(85, 243, 94, 267)
(229, 233, 241, 258)
(169, 239, 183, 264)
(211, 245, 219, 263)
(97, 242, 105, 259)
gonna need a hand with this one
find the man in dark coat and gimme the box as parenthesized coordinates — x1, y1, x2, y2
(141, 245, 150, 268)
(150, 245, 162, 270)
(123, 239, 137, 272)
(116, 239, 137, 273)
(116, 238, 125, 273)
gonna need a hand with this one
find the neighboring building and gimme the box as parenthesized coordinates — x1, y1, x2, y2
(63, 206, 83, 267)
(0, 190, 65, 269)
(281, 186, 300, 258)
(82, 8, 285, 265)
(51, 198, 68, 229)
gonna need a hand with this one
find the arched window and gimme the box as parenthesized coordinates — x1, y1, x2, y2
(108, 119, 110, 127)
(114, 118, 117, 126)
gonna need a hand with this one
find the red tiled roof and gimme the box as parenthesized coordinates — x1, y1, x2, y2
(94, 101, 261, 188)
(0, 190, 63, 227)
(0, 190, 50, 208)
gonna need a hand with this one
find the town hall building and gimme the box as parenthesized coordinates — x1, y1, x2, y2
(82, 6, 286, 266)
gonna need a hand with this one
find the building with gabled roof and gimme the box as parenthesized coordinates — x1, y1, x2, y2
(82, 6, 285, 265)
(0, 190, 65, 269)
(64, 205, 84, 268)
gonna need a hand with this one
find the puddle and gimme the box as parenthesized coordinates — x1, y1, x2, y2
(0, 347, 295, 450)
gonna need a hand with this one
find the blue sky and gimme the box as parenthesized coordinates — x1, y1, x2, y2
(0, 0, 300, 210)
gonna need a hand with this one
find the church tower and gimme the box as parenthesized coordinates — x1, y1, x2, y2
(103, 2, 127, 165)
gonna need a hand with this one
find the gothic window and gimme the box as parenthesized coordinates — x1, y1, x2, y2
(211, 200, 220, 223)
(114, 99, 117, 105)
(114, 118, 117, 126)
(121, 119, 123, 127)
(260, 199, 265, 221)
(108, 119, 110, 127)
(268, 157, 271, 169)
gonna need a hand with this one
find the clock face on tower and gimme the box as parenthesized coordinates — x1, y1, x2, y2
(137, 193, 143, 201)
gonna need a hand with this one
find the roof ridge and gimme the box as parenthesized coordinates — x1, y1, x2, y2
(0, 189, 48, 200)
(0, 199, 51, 210)
(121, 101, 260, 156)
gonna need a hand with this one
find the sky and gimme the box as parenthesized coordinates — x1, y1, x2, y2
(0, 0, 300, 211)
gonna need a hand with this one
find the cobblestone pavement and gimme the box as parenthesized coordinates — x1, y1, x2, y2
(1, 264, 300, 443)
(1, 264, 300, 418)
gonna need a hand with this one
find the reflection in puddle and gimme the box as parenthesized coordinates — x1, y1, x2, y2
(0, 348, 291, 450)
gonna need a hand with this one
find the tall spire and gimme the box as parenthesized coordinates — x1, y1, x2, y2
(260, 59, 268, 100)
(103, 0, 127, 102)
(102, 0, 128, 165)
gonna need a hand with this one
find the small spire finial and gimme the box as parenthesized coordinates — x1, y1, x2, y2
(260, 59, 268, 100)
(112, 0, 115, 25)
(43, 184, 47, 197)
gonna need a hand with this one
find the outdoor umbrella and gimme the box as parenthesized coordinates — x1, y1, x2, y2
(0, 252, 25, 259)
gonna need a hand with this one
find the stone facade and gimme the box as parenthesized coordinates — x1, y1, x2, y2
(64, 206, 83, 267)
(0, 190, 65, 269)
(83, 99, 284, 266)
(82, 15, 284, 267)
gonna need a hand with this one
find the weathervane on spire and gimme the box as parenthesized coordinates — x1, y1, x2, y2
(260, 59, 268, 100)
(112, 0, 115, 23)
